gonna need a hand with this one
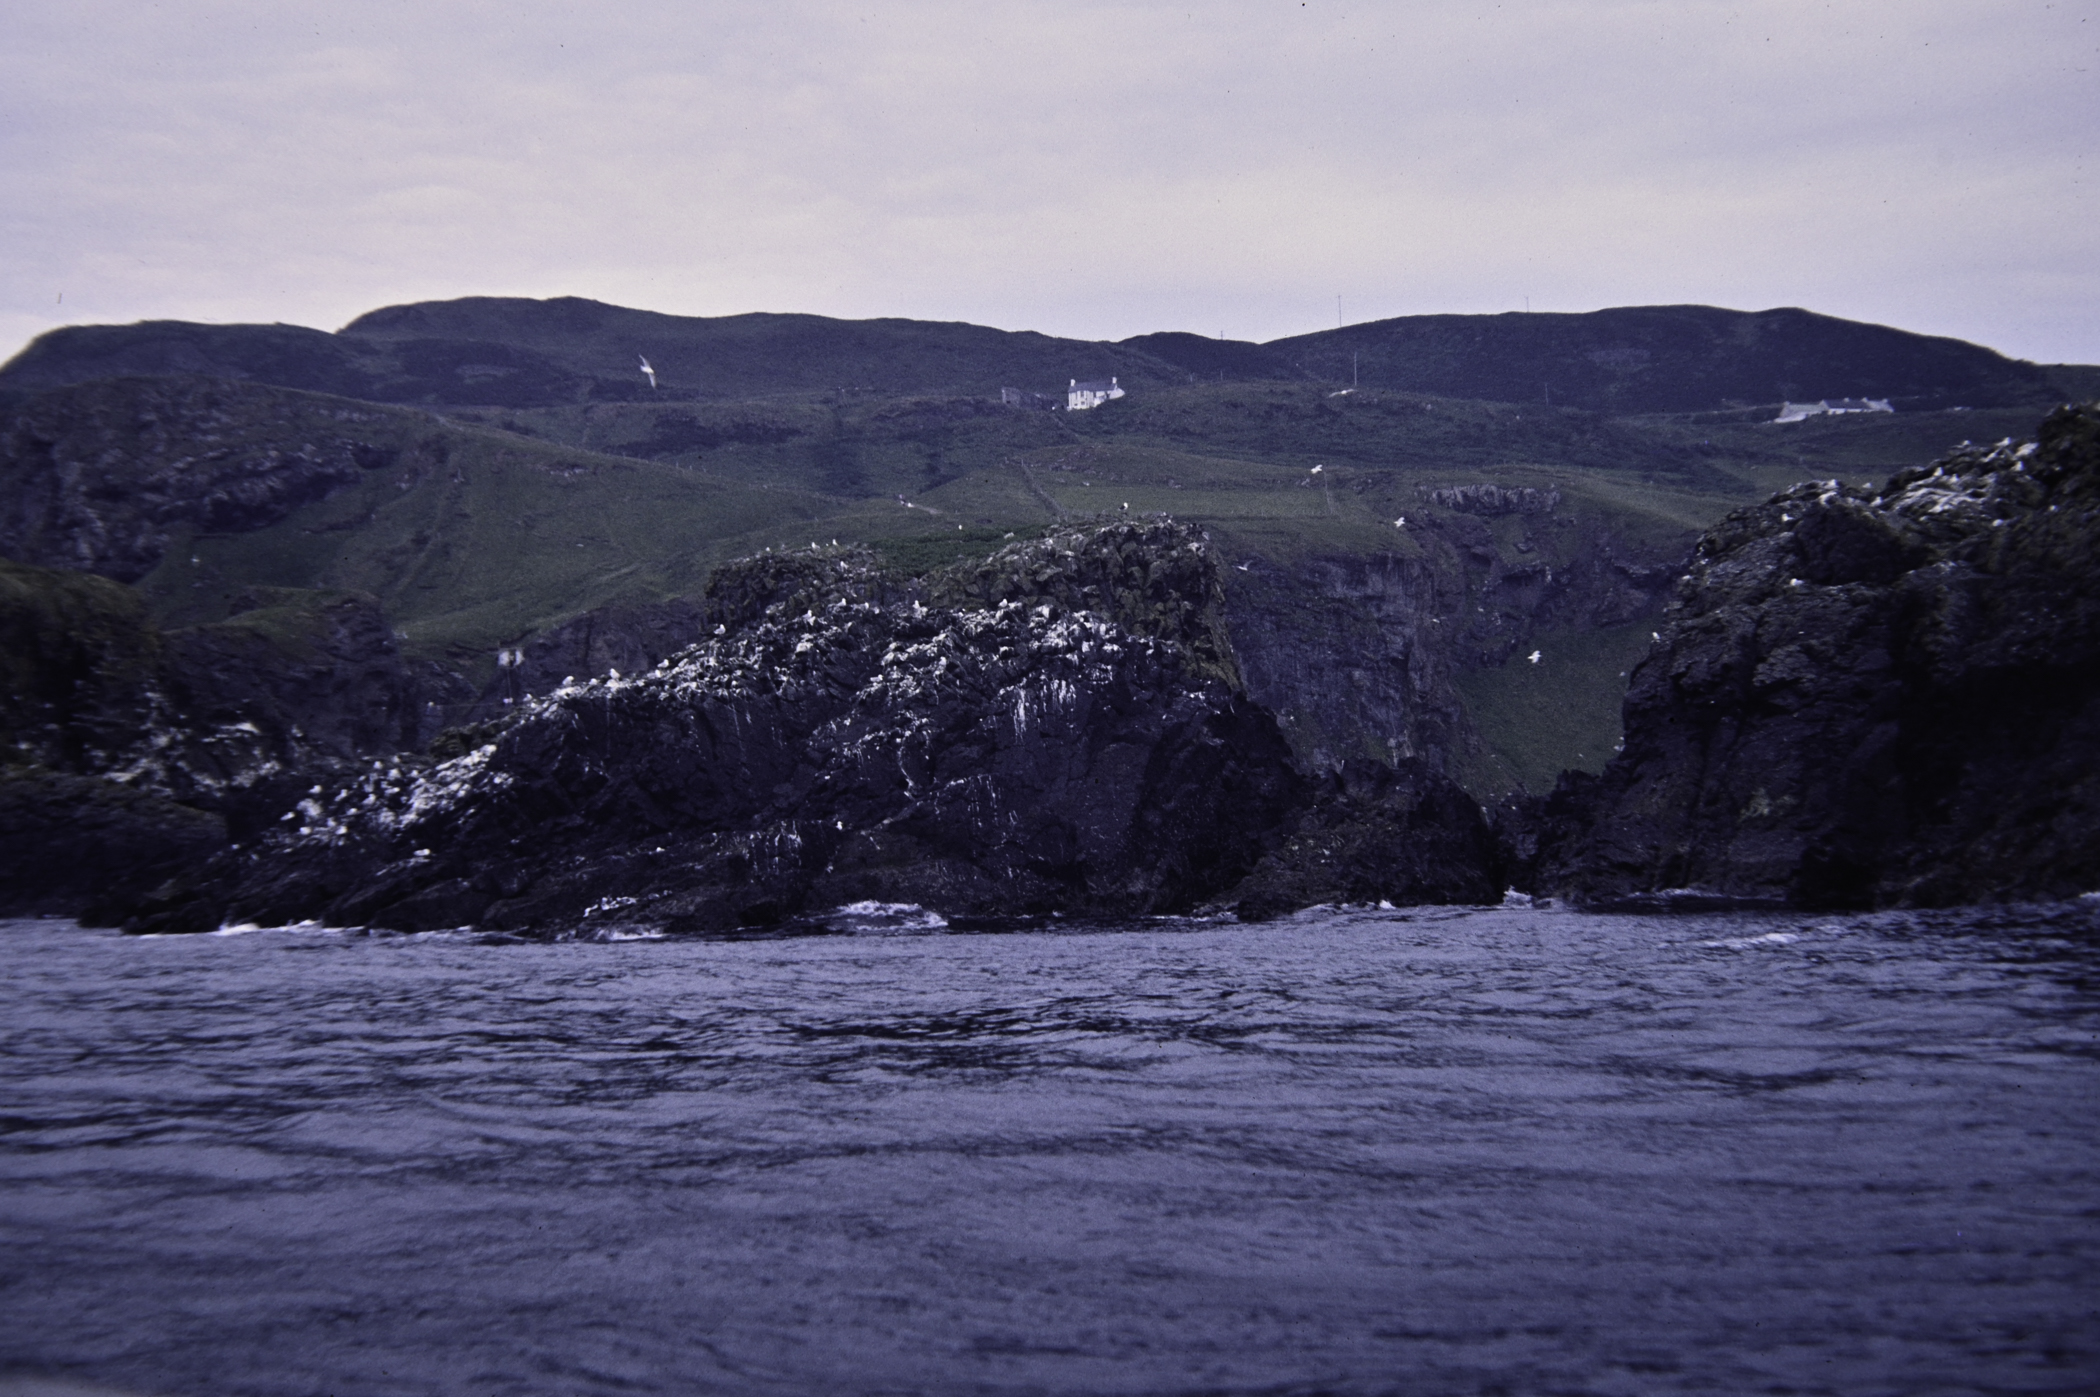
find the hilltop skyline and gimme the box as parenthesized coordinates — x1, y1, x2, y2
(4, 1, 2096, 367)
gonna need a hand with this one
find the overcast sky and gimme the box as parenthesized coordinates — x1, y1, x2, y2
(3, 1, 2094, 366)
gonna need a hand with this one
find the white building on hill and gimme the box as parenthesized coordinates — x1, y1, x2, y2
(1775, 397, 1894, 423)
(1068, 377, 1125, 411)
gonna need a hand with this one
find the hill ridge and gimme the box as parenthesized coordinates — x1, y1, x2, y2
(6, 296, 2089, 414)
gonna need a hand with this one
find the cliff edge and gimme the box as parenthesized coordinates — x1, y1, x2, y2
(1527, 403, 2100, 908)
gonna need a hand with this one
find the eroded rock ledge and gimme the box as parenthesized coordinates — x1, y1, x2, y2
(1522, 402, 2100, 908)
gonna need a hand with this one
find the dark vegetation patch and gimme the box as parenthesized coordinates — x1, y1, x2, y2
(870, 526, 1051, 577)
(620, 412, 807, 456)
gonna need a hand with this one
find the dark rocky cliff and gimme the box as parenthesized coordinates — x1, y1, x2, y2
(1223, 500, 1681, 783)
(0, 559, 423, 916)
(120, 524, 1342, 934)
(0, 376, 438, 582)
(1525, 403, 2100, 908)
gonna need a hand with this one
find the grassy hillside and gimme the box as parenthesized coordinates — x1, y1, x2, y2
(5, 296, 2079, 795)
(130, 428, 902, 669)
(34, 374, 2043, 774)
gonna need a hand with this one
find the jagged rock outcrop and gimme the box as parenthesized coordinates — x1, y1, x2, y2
(123, 523, 1318, 934)
(1225, 759, 1502, 919)
(447, 596, 713, 727)
(0, 558, 425, 914)
(0, 560, 220, 915)
(0, 771, 228, 922)
(1527, 403, 2100, 908)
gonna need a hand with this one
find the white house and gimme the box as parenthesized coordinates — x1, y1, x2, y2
(1068, 377, 1125, 411)
(1775, 397, 1894, 424)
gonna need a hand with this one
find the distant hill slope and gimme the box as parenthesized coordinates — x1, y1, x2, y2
(12, 296, 2083, 415)
(0, 322, 388, 402)
(10, 297, 2088, 415)
(1115, 332, 1300, 383)
(1265, 305, 2077, 413)
(0, 298, 1183, 407)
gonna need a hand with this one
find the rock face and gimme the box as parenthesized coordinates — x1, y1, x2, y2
(0, 376, 430, 582)
(125, 524, 1314, 934)
(0, 557, 424, 915)
(0, 561, 223, 915)
(1223, 511, 1679, 778)
(1226, 759, 1502, 919)
(1529, 403, 2100, 908)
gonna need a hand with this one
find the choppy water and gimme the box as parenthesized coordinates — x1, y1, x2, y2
(3, 903, 2098, 1397)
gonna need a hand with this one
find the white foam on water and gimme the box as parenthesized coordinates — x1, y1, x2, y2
(204, 919, 339, 937)
(830, 901, 950, 934)
(1699, 930, 1803, 950)
(592, 925, 669, 942)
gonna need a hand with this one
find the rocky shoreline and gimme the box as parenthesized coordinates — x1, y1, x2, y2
(4, 404, 2096, 932)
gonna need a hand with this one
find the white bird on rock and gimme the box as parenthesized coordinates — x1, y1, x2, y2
(1528, 650, 1542, 664)
(638, 356, 658, 390)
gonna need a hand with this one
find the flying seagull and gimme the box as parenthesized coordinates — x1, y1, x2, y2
(638, 356, 658, 391)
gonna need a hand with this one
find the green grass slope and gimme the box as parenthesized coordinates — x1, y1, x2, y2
(131, 426, 901, 673)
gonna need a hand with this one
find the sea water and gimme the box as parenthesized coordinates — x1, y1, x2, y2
(2, 903, 2096, 1397)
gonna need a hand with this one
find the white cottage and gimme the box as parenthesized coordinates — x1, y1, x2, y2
(1775, 397, 1894, 424)
(1068, 377, 1125, 411)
